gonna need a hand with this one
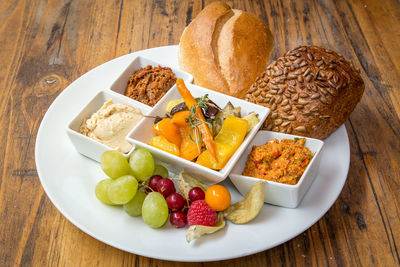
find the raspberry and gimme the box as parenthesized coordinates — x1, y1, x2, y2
(187, 200, 217, 226)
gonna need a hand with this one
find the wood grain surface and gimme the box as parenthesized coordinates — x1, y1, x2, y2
(1, 0, 399, 266)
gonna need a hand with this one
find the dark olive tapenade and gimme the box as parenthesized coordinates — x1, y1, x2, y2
(125, 65, 176, 106)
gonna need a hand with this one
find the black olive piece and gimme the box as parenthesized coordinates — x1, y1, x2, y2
(201, 99, 221, 119)
(153, 116, 164, 124)
(170, 102, 188, 115)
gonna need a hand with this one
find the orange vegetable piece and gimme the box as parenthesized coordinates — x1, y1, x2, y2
(172, 110, 191, 127)
(176, 79, 217, 160)
(149, 135, 180, 156)
(180, 126, 201, 161)
(152, 118, 181, 147)
(205, 185, 231, 211)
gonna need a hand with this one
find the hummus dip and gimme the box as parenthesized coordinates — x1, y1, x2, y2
(80, 99, 143, 153)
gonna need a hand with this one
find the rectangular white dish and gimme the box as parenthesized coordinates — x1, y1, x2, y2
(126, 83, 270, 184)
(229, 130, 324, 208)
(66, 90, 152, 162)
(109, 55, 193, 106)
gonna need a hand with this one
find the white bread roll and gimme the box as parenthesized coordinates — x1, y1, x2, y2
(178, 2, 273, 98)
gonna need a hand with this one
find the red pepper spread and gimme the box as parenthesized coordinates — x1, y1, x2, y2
(242, 138, 313, 185)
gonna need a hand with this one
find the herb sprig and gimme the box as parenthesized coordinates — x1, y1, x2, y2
(184, 94, 210, 152)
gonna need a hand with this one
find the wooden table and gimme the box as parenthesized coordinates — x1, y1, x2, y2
(1, 0, 399, 266)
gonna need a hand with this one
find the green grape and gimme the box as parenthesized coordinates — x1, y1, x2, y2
(142, 192, 169, 228)
(107, 175, 138, 204)
(100, 151, 132, 179)
(123, 189, 146, 216)
(153, 164, 169, 178)
(129, 148, 155, 181)
(95, 179, 115, 205)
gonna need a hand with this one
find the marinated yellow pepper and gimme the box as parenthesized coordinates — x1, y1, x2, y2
(196, 116, 248, 170)
(149, 135, 180, 156)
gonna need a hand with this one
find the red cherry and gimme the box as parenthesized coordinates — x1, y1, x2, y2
(166, 193, 185, 212)
(148, 175, 162, 192)
(188, 187, 205, 202)
(156, 178, 175, 198)
(170, 211, 187, 228)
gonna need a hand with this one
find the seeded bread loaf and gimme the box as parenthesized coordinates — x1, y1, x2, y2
(245, 46, 364, 139)
(178, 1, 273, 98)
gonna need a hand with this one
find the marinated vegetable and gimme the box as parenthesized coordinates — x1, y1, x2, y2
(180, 126, 201, 161)
(149, 135, 180, 156)
(242, 113, 260, 134)
(171, 110, 191, 127)
(149, 79, 259, 170)
(152, 118, 182, 147)
(170, 102, 188, 115)
(166, 99, 185, 114)
(212, 102, 241, 135)
(176, 78, 217, 159)
(196, 116, 248, 170)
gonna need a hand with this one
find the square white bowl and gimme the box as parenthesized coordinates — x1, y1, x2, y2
(229, 131, 324, 208)
(109, 55, 193, 107)
(66, 90, 152, 162)
(126, 83, 270, 184)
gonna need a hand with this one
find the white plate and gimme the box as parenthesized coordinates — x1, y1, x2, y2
(35, 45, 350, 262)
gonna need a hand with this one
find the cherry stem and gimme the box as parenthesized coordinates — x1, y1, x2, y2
(140, 181, 155, 192)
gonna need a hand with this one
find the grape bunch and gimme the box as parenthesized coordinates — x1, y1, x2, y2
(95, 148, 231, 230)
(95, 148, 172, 228)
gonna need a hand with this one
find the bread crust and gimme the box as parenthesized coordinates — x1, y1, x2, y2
(179, 2, 232, 95)
(245, 46, 364, 139)
(178, 2, 273, 98)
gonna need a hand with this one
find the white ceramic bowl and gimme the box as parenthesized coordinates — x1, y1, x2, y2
(126, 83, 270, 184)
(66, 90, 152, 162)
(229, 131, 324, 208)
(109, 55, 193, 106)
